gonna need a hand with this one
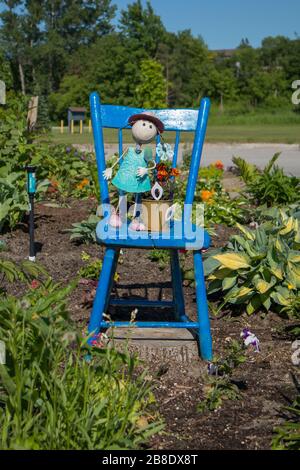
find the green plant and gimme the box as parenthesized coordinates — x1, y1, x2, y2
(147, 249, 170, 270)
(234, 154, 300, 206)
(0, 259, 46, 287)
(204, 210, 300, 315)
(232, 155, 259, 184)
(198, 339, 247, 412)
(174, 168, 248, 228)
(0, 279, 162, 449)
(0, 167, 49, 232)
(272, 375, 300, 450)
(67, 214, 100, 244)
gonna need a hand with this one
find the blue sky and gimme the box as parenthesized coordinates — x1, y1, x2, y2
(114, 0, 300, 49)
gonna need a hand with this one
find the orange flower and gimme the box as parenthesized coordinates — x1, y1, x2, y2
(48, 180, 59, 193)
(76, 178, 89, 190)
(157, 163, 167, 172)
(157, 170, 169, 181)
(213, 160, 224, 170)
(200, 189, 214, 202)
(170, 168, 180, 177)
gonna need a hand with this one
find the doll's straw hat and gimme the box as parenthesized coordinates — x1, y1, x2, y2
(128, 111, 164, 133)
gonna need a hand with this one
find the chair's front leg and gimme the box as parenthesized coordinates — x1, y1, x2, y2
(88, 247, 120, 344)
(193, 250, 213, 361)
(170, 249, 185, 321)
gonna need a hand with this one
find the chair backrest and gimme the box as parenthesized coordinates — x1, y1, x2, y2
(89, 92, 210, 209)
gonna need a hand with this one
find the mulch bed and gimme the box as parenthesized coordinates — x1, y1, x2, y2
(2, 198, 298, 450)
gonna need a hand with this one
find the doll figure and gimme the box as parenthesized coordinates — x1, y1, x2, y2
(103, 111, 164, 230)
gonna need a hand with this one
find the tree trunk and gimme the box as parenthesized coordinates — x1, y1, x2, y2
(18, 61, 26, 95)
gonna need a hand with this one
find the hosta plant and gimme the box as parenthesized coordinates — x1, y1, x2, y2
(67, 214, 100, 244)
(204, 210, 300, 315)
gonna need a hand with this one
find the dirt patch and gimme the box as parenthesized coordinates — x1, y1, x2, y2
(1, 200, 298, 450)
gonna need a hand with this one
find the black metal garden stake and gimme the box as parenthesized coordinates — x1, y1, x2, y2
(25, 166, 37, 262)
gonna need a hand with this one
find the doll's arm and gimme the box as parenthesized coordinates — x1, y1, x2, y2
(103, 148, 128, 180)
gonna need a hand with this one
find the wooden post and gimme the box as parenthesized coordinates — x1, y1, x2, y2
(89, 119, 92, 133)
(80, 120, 83, 134)
(60, 120, 64, 134)
(71, 120, 74, 134)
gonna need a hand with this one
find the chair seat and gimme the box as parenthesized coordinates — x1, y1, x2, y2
(96, 218, 210, 250)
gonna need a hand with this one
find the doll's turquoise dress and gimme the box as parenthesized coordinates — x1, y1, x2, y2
(112, 147, 152, 193)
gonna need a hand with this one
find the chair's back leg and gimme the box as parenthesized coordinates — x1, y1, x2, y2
(170, 250, 185, 322)
(88, 247, 120, 344)
(193, 250, 213, 360)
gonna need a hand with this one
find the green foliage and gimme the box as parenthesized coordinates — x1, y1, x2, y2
(272, 376, 300, 450)
(0, 171, 28, 231)
(232, 156, 258, 184)
(79, 259, 103, 280)
(119, 0, 166, 58)
(0, 279, 162, 449)
(175, 163, 247, 228)
(67, 214, 100, 244)
(1, 0, 300, 115)
(0, 49, 13, 89)
(135, 59, 168, 108)
(0, 259, 47, 295)
(204, 210, 300, 315)
(204, 196, 247, 227)
(198, 339, 247, 413)
(147, 249, 170, 271)
(234, 154, 300, 206)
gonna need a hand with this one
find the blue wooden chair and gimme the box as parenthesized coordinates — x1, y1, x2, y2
(87, 92, 213, 361)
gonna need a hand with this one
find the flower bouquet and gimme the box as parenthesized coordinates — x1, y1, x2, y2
(142, 144, 181, 232)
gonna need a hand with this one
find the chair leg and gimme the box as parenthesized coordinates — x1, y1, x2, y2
(193, 250, 213, 361)
(170, 249, 185, 321)
(87, 247, 119, 344)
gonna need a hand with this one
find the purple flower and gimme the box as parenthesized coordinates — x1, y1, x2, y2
(66, 147, 71, 153)
(241, 329, 260, 352)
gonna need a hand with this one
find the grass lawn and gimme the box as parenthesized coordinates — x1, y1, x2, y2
(50, 124, 300, 145)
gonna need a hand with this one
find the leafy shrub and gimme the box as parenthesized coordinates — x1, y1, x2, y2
(0, 166, 49, 232)
(175, 166, 248, 227)
(204, 210, 300, 315)
(67, 214, 100, 244)
(233, 154, 300, 206)
(0, 279, 162, 449)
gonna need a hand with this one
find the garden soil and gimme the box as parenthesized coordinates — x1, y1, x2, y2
(2, 198, 298, 451)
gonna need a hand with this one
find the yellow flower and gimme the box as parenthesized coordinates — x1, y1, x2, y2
(287, 284, 294, 290)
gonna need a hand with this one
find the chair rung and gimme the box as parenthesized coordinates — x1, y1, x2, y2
(100, 321, 199, 328)
(109, 299, 175, 308)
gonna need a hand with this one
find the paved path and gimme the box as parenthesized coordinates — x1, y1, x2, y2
(201, 143, 300, 176)
(75, 143, 300, 176)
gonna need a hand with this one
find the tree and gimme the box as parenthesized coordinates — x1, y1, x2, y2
(0, 50, 13, 89)
(0, 1, 117, 95)
(119, 0, 166, 58)
(135, 59, 168, 108)
(209, 68, 238, 111)
(33, 83, 51, 131)
(0, 1, 27, 94)
(169, 30, 210, 107)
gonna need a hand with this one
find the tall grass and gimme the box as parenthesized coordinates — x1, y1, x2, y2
(0, 279, 162, 449)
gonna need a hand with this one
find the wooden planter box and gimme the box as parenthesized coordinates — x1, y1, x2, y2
(141, 199, 172, 232)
